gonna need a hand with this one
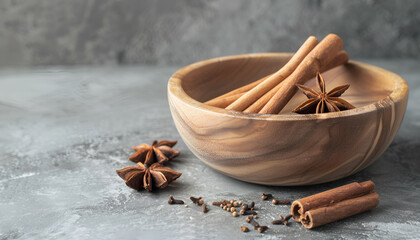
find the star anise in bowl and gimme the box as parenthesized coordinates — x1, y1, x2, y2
(129, 140, 180, 165)
(293, 72, 355, 114)
(116, 162, 182, 191)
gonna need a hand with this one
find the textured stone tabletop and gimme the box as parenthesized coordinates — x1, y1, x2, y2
(1, 59, 419, 239)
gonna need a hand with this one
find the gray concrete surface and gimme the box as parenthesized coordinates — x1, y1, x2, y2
(0, 59, 419, 239)
(0, 0, 420, 67)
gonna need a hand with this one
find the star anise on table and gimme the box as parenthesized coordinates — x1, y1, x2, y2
(116, 162, 182, 191)
(292, 72, 355, 114)
(129, 140, 180, 165)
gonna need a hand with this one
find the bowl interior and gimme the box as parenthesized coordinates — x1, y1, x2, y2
(180, 53, 395, 114)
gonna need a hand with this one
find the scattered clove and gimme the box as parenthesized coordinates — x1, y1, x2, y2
(240, 210, 258, 215)
(168, 195, 184, 205)
(257, 226, 268, 233)
(272, 199, 278, 205)
(283, 214, 293, 226)
(262, 193, 273, 200)
(212, 201, 223, 206)
(202, 204, 209, 213)
(250, 201, 255, 209)
(272, 219, 285, 225)
(190, 196, 203, 205)
(277, 200, 291, 205)
(246, 216, 261, 230)
(242, 204, 249, 211)
(241, 226, 249, 232)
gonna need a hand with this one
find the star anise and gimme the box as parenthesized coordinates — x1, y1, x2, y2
(129, 140, 180, 165)
(293, 72, 355, 114)
(116, 162, 182, 191)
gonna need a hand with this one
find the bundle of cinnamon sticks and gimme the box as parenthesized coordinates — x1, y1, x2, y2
(204, 34, 349, 114)
(291, 181, 380, 229)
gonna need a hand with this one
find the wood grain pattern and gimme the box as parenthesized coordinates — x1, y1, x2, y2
(168, 53, 408, 186)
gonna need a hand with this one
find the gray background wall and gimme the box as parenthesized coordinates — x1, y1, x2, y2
(0, 0, 419, 67)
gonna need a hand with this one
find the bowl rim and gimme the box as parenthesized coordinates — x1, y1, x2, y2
(168, 52, 409, 121)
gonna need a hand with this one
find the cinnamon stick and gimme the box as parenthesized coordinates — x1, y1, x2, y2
(291, 181, 379, 229)
(204, 74, 271, 107)
(225, 36, 319, 111)
(259, 34, 343, 114)
(244, 50, 348, 113)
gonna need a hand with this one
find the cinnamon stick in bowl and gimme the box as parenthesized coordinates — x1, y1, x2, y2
(225, 36, 319, 111)
(291, 181, 379, 229)
(259, 33, 343, 114)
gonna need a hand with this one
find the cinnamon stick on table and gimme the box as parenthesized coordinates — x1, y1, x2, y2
(225, 36, 319, 111)
(259, 33, 343, 114)
(291, 181, 379, 229)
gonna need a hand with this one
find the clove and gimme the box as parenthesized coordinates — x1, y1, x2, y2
(202, 204, 209, 213)
(276, 199, 291, 205)
(242, 204, 249, 211)
(284, 214, 292, 221)
(168, 195, 184, 205)
(246, 216, 261, 230)
(212, 201, 223, 206)
(190, 196, 203, 205)
(257, 226, 268, 233)
(240, 209, 257, 215)
(283, 214, 292, 225)
(241, 226, 249, 232)
(250, 201, 255, 209)
(271, 219, 285, 225)
(261, 193, 273, 200)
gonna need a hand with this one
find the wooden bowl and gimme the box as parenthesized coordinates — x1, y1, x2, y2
(168, 53, 408, 186)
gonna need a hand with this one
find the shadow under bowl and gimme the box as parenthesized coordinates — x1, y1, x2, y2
(168, 53, 408, 186)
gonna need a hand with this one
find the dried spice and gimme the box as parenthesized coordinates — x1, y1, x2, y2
(116, 162, 181, 191)
(129, 140, 180, 165)
(272, 214, 292, 226)
(168, 195, 184, 205)
(190, 196, 203, 205)
(202, 204, 209, 213)
(293, 72, 355, 114)
(272, 199, 291, 205)
(241, 226, 249, 232)
(261, 193, 273, 200)
(257, 226, 268, 233)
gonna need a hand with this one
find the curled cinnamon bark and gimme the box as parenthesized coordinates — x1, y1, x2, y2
(291, 181, 379, 229)
(226, 36, 319, 111)
(260, 34, 343, 114)
(204, 74, 271, 108)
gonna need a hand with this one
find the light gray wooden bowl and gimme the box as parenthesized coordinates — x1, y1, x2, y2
(168, 53, 408, 186)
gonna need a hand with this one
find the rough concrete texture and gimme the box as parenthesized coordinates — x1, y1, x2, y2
(0, 0, 419, 67)
(0, 59, 419, 239)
